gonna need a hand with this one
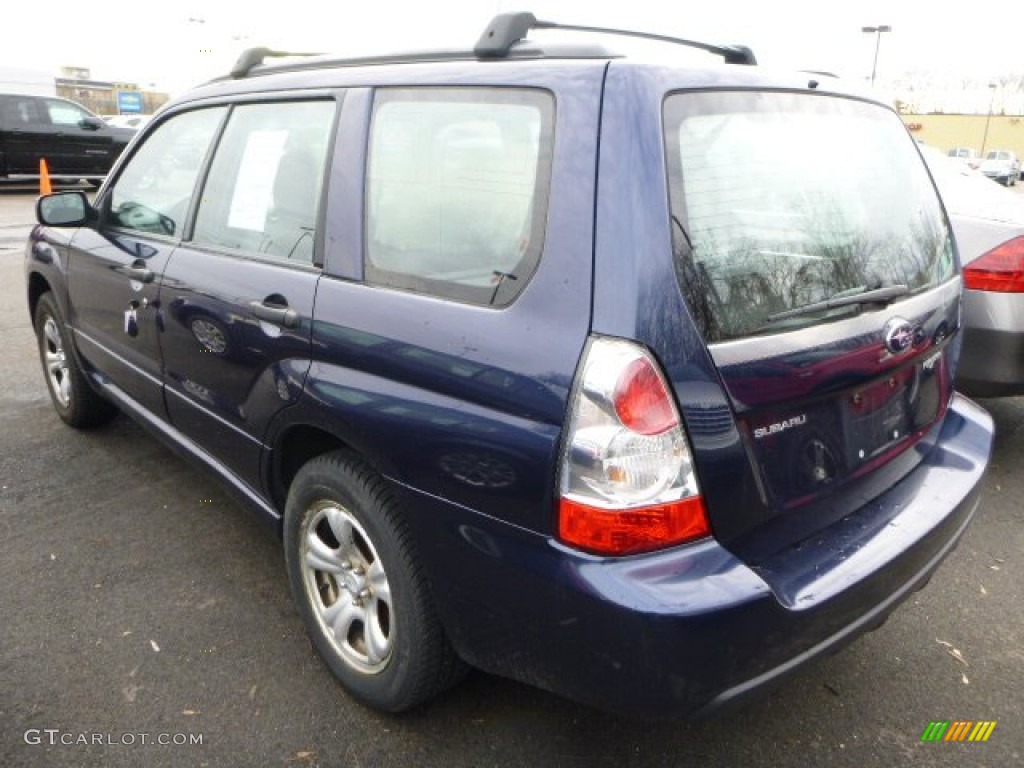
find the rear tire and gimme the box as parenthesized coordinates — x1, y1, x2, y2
(34, 292, 117, 428)
(284, 452, 466, 712)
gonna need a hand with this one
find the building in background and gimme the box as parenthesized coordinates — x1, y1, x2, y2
(902, 113, 1024, 160)
(55, 67, 169, 116)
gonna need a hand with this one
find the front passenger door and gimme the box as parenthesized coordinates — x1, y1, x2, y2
(41, 98, 113, 175)
(68, 107, 226, 417)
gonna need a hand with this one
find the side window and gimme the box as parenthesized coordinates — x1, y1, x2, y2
(366, 88, 554, 306)
(109, 108, 226, 237)
(44, 99, 93, 126)
(192, 101, 335, 264)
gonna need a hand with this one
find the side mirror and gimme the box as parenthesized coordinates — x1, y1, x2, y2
(80, 117, 103, 130)
(37, 191, 93, 227)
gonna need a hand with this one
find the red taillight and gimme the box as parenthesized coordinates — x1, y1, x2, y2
(963, 236, 1024, 292)
(557, 337, 711, 556)
(559, 496, 710, 556)
(613, 358, 677, 435)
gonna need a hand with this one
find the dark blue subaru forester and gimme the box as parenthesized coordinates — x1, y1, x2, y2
(25, 13, 993, 717)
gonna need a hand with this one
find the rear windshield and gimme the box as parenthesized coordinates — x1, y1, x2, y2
(664, 91, 954, 342)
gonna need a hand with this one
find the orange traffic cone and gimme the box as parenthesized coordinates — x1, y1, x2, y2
(39, 158, 52, 195)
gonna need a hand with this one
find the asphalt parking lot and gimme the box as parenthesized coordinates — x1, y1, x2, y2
(1, 183, 1021, 767)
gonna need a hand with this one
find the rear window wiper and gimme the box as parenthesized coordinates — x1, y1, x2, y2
(764, 283, 910, 323)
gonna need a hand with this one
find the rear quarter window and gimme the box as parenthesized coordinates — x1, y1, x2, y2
(664, 91, 954, 341)
(365, 88, 554, 307)
(0, 96, 43, 126)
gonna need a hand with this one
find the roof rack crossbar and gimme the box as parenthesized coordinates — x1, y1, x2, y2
(474, 11, 756, 65)
(231, 47, 324, 79)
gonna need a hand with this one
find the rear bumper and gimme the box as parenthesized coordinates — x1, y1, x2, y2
(980, 169, 1015, 182)
(397, 395, 992, 718)
(958, 327, 1024, 397)
(699, 398, 990, 714)
(958, 290, 1024, 396)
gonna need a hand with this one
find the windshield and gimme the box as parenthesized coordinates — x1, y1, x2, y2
(664, 91, 954, 341)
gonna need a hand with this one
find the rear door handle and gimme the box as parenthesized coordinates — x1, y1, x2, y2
(249, 299, 299, 329)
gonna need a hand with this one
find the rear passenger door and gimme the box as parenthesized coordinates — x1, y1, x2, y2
(158, 98, 336, 482)
(0, 95, 48, 175)
(301, 81, 600, 533)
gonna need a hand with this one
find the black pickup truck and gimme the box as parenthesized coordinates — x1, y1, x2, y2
(0, 93, 134, 185)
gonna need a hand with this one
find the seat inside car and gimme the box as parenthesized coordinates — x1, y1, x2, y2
(262, 146, 318, 262)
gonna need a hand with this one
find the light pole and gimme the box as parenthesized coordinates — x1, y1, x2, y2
(861, 25, 891, 86)
(981, 82, 998, 157)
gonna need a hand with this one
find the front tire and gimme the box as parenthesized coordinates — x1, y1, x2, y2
(284, 452, 465, 712)
(34, 292, 117, 428)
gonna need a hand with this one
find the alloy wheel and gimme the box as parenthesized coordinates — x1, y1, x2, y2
(300, 501, 394, 674)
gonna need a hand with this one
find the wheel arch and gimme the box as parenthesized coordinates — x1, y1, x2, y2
(268, 423, 369, 517)
(27, 271, 53, 325)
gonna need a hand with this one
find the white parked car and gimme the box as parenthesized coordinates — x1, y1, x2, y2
(978, 149, 1020, 186)
(947, 146, 980, 170)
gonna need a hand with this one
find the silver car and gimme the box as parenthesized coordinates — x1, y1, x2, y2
(978, 149, 1020, 186)
(923, 147, 1024, 395)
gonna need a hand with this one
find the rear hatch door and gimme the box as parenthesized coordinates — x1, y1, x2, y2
(661, 89, 960, 545)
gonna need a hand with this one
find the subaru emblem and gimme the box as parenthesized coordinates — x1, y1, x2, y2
(883, 317, 916, 354)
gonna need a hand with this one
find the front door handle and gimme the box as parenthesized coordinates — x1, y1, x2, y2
(249, 299, 299, 329)
(118, 262, 155, 283)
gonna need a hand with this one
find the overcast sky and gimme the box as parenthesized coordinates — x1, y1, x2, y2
(5, 1, 1024, 95)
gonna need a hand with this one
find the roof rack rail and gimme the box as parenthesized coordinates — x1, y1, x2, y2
(474, 11, 757, 65)
(231, 47, 323, 79)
